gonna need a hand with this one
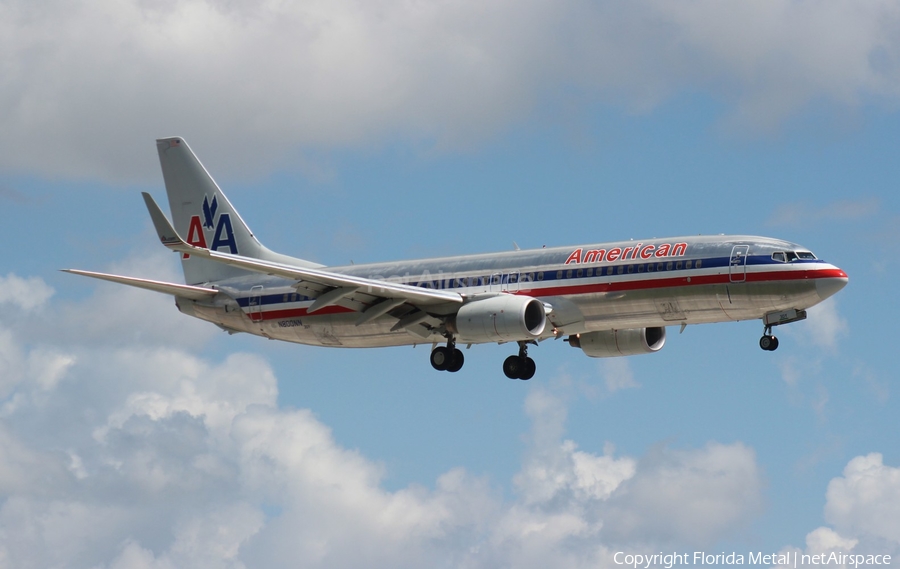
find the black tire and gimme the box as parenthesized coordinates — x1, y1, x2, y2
(446, 349, 465, 372)
(431, 346, 450, 371)
(503, 355, 522, 379)
(759, 335, 779, 351)
(519, 357, 536, 380)
(769, 336, 779, 351)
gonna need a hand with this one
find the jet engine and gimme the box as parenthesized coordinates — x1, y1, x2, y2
(567, 327, 666, 358)
(453, 295, 547, 343)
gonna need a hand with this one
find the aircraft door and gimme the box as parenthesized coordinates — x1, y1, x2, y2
(489, 272, 502, 292)
(504, 271, 520, 293)
(729, 245, 749, 283)
(249, 285, 264, 323)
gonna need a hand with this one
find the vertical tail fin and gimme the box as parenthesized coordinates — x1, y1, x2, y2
(155, 137, 320, 285)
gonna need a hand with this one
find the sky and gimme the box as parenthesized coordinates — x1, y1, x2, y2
(1, 0, 899, 567)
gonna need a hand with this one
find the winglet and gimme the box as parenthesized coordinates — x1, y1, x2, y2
(142, 192, 193, 253)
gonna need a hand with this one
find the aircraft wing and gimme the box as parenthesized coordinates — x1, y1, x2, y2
(142, 192, 463, 308)
(61, 269, 219, 300)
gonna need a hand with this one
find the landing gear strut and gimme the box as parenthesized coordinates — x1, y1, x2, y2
(503, 342, 536, 380)
(430, 338, 464, 372)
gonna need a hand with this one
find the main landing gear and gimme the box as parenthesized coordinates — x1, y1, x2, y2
(430, 339, 464, 372)
(503, 342, 536, 380)
(430, 338, 537, 379)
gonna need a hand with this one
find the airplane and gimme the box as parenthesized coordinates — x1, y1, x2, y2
(65, 137, 849, 380)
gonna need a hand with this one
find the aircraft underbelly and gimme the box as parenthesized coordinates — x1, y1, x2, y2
(569, 280, 820, 330)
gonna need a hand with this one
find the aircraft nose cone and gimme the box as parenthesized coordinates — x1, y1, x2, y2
(817, 270, 848, 301)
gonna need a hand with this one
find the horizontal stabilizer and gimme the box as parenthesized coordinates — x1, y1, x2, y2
(62, 269, 219, 300)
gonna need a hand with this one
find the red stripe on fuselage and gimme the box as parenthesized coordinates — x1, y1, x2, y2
(512, 267, 846, 298)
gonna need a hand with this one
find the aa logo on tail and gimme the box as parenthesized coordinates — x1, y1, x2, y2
(184, 194, 238, 259)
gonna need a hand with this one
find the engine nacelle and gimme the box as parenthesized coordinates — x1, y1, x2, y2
(568, 327, 666, 358)
(453, 295, 547, 343)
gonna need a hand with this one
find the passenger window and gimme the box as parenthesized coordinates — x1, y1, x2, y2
(686, 260, 692, 269)
(537, 272, 544, 281)
(667, 262, 673, 271)
(586, 268, 593, 277)
(695, 259, 702, 268)
(566, 270, 573, 279)
(576, 269, 583, 278)
(638, 264, 645, 273)
(556, 271, 562, 280)
(617, 266, 624, 275)
(627, 265, 634, 274)
(647, 263, 655, 272)
(657, 263, 664, 271)
(676, 261, 683, 270)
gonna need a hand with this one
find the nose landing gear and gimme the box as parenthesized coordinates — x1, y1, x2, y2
(759, 329, 779, 351)
(759, 309, 807, 352)
(503, 342, 536, 380)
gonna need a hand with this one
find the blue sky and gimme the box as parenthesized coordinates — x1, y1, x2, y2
(1, 1, 899, 567)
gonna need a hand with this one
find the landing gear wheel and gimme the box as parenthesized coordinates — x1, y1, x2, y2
(520, 357, 536, 380)
(502, 355, 536, 380)
(759, 335, 779, 351)
(503, 355, 522, 379)
(446, 349, 464, 373)
(430, 346, 451, 371)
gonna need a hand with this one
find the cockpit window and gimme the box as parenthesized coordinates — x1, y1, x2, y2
(773, 250, 816, 263)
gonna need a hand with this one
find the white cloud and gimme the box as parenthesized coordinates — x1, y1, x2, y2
(601, 441, 763, 545)
(53, 248, 215, 350)
(514, 389, 637, 507)
(824, 453, 900, 545)
(805, 526, 859, 554)
(804, 299, 849, 351)
(781, 298, 848, 355)
(0, 273, 54, 311)
(600, 359, 640, 393)
(0, 270, 773, 567)
(774, 454, 900, 568)
(3, 0, 900, 181)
